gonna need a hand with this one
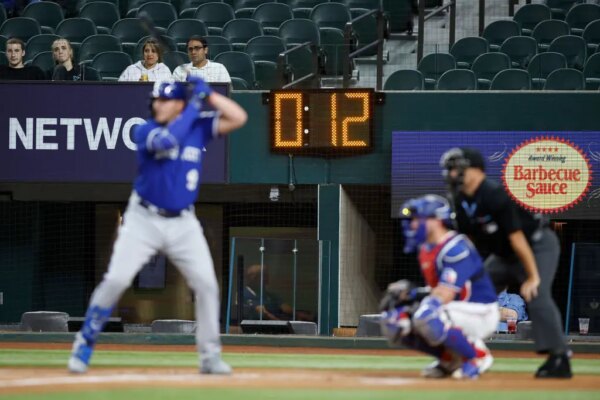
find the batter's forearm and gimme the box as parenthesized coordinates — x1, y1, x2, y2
(208, 92, 247, 135)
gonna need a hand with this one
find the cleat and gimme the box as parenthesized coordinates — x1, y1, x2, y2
(535, 353, 572, 379)
(472, 339, 494, 374)
(200, 355, 232, 375)
(452, 360, 480, 380)
(421, 353, 462, 378)
(68, 332, 94, 374)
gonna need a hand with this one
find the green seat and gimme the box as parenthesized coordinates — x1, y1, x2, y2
(382, 0, 413, 34)
(162, 50, 189, 71)
(222, 18, 263, 51)
(450, 36, 489, 69)
(232, 0, 275, 18)
(548, 35, 586, 70)
(245, 35, 285, 63)
(490, 69, 531, 90)
(0, 17, 42, 43)
(352, 6, 379, 57)
(25, 34, 60, 62)
(471, 52, 511, 89)
(79, 34, 122, 63)
(136, 2, 178, 31)
(482, 20, 520, 52)
(91, 50, 132, 81)
(545, 0, 579, 20)
(134, 35, 177, 60)
(79, 2, 120, 35)
(0, 4, 6, 28)
(331, 0, 382, 10)
(310, 2, 351, 31)
(0, 35, 7, 51)
(417, 52, 455, 90)
(56, 18, 97, 48)
(178, 0, 219, 18)
(319, 27, 347, 76)
(285, 44, 315, 87)
(0, 51, 8, 65)
(214, 50, 256, 88)
(499, 36, 537, 69)
(532, 19, 570, 52)
(583, 52, 600, 89)
(280, 0, 322, 19)
(566, 3, 600, 36)
(111, 18, 148, 58)
(126, 0, 171, 17)
(167, 19, 209, 52)
(81, 65, 101, 81)
(254, 59, 279, 89)
(76, 0, 120, 15)
(230, 76, 249, 89)
(384, 69, 424, 90)
(583, 20, 600, 56)
(513, 3, 551, 36)
(29, 51, 54, 79)
(527, 51, 567, 89)
(543, 67, 584, 90)
(278, 18, 320, 47)
(22, 1, 64, 34)
(252, 2, 293, 35)
(204, 35, 233, 60)
(436, 69, 477, 90)
(194, 2, 235, 35)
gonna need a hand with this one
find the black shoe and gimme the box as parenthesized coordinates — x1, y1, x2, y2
(535, 354, 573, 379)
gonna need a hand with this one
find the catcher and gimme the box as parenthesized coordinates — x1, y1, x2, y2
(380, 194, 499, 379)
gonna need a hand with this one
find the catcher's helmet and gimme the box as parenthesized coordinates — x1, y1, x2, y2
(399, 194, 453, 253)
(152, 80, 187, 100)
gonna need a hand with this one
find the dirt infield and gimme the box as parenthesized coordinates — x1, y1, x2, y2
(0, 343, 598, 395)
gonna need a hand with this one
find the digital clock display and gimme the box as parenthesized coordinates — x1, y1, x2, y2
(269, 89, 374, 155)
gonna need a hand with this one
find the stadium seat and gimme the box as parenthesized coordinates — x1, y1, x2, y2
(204, 35, 233, 60)
(417, 52, 456, 90)
(222, 19, 263, 51)
(331, 0, 382, 11)
(253, 59, 279, 89)
(528, 51, 567, 89)
(214, 50, 256, 88)
(80, 65, 101, 81)
(285, 45, 315, 87)
(231, 76, 249, 89)
(55, 18, 97, 52)
(0, 51, 7, 65)
(532, 19, 570, 52)
(543, 68, 585, 90)
(499, 36, 537, 69)
(178, 0, 220, 18)
(583, 20, 600, 56)
(0, 35, 7, 51)
(278, 18, 320, 47)
(0, 4, 5, 28)
(90, 51, 132, 81)
(280, 0, 323, 19)
(79, 2, 120, 35)
(449, 36, 489, 69)
(436, 69, 477, 90)
(482, 20, 520, 52)
(319, 27, 347, 76)
(167, 19, 209, 52)
(490, 68, 531, 90)
(126, 0, 171, 16)
(583, 52, 600, 89)
(471, 52, 511, 89)
(548, 35, 586, 70)
(245, 34, 285, 63)
(384, 69, 424, 90)
(136, 2, 178, 32)
(0, 17, 42, 43)
(231, 0, 276, 18)
(162, 50, 189, 71)
(29, 50, 54, 79)
(565, 3, 600, 36)
(111, 18, 148, 58)
(545, 0, 579, 20)
(310, 2, 351, 31)
(513, 3, 551, 36)
(252, 2, 293, 35)
(25, 34, 60, 62)
(351, 6, 378, 57)
(22, 1, 64, 34)
(79, 35, 122, 63)
(194, 2, 235, 35)
(76, 0, 120, 15)
(134, 35, 177, 60)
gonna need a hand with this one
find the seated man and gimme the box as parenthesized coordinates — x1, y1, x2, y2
(172, 36, 231, 83)
(0, 38, 45, 80)
(380, 194, 499, 379)
(497, 290, 528, 332)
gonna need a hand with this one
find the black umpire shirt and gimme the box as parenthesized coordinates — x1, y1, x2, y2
(453, 178, 542, 260)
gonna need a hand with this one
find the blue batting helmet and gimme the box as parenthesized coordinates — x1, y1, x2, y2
(399, 194, 453, 253)
(152, 80, 187, 100)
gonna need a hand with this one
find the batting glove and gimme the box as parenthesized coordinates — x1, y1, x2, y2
(187, 75, 213, 99)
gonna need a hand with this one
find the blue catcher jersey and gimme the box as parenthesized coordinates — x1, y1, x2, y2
(133, 103, 219, 212)
(418, 232, 497, 304)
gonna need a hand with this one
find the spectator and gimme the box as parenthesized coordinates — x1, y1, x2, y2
(51, 38, 82, 81)
(0, 38, 46, 80)
(172, 36, 231, 83)
(497, 290, 528, 331)
(118, 38, 172, 82)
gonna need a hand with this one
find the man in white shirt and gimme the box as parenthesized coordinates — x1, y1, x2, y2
(172, 36, 231, 83)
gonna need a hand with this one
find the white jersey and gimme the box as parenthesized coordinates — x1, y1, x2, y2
(118, 61, 172, 82)
(172, 61, 231, 83)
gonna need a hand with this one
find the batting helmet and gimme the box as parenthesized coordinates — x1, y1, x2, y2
(152, 80, 187, 101)
(399, 194, 453, 253)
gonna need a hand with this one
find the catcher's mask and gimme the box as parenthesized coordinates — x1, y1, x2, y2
(399, 194, 453, 253)
(439, 147, 485, 190)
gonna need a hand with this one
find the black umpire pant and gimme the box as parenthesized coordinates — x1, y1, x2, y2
(484, 228, 567, 354)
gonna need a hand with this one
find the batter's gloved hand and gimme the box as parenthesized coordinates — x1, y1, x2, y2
(379, 279, 418, 312)
(186, 75, 213, 99)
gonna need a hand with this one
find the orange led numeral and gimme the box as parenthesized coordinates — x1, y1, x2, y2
(331, 92, 370, 147)
(274, 92, 303, 147)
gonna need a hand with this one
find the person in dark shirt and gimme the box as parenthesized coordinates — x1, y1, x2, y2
(439, 147, 571, 379)
(51, 38, 81, 81)
(0, 38, 46, 80)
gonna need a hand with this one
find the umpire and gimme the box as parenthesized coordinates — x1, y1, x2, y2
(439, 147, 571, 379)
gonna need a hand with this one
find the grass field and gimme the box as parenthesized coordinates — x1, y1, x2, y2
(0, 347, 599, 400)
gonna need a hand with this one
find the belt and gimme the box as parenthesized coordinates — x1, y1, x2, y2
(139, 199, 189, 218)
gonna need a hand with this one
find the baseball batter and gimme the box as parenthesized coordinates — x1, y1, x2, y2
(381, 194, 499, 379)
(68, 77, 247, 374)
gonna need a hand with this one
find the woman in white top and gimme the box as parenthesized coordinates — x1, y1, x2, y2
(118, 38, 172, 82)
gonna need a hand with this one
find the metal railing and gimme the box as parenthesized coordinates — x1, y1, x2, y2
(277, 42, 321, 89)
(417, 0, 457, 63)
